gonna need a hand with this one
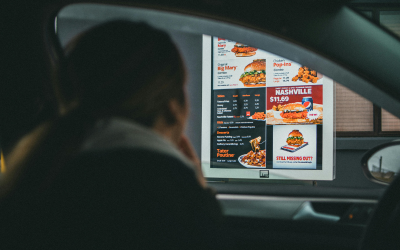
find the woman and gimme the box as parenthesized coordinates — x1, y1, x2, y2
(0, 21, 222, 249)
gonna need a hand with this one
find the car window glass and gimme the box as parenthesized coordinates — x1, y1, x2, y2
(380, 11, 400, 37)
(361, 11, 373, 19)
(56, 3, 394, 190)
(379, 11, 400, 131)
(349, 7, 400, 135)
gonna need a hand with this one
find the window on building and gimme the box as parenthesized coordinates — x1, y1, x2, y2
(336, 4, 400, 136)
(336, 83, 374, 132)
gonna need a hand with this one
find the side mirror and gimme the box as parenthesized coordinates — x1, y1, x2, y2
(361, 141, 400, 185)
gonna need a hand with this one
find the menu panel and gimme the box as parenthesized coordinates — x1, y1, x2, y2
(267, 85, 323, 125)
(210, 36, 325, 171)
(211, 89, 266, 168)
(272, 125, 317, 169)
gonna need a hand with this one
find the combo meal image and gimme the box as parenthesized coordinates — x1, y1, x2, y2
(250, 112, 266, 120)
(286, 130, 304, 146)
(239, 136, 266, 168)
(231, 42, 258, 57)
(292, 66, 322, 83)
(281, 129, 308, 152)
(279, 103, 308, 119)
(267, 101, 323, 125)
(239, 59, 266, 87)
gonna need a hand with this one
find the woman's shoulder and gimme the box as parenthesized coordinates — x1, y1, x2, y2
(80, 118, 198, 172)
(62, 147, 223, 228)
(60, 147, 208, 204)
(71, 147, 196, 177)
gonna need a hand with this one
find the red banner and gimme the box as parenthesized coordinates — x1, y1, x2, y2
(267, 85, 322, 109)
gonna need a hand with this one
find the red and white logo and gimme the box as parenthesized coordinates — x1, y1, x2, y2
(303, 101, 312, 109)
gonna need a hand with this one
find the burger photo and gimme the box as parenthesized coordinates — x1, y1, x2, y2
(280, 103, 308, 119)
(286, 130, 304, 146)
(239, 59, 266, 87)
(231, 42, 258, 57)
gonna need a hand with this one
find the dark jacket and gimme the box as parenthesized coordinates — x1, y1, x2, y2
(0, 119, 222, 249)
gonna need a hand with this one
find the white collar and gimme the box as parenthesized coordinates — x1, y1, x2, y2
(80, 117, 196, 172)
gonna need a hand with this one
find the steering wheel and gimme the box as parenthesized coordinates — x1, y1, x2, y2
(360, 174, 400, 249)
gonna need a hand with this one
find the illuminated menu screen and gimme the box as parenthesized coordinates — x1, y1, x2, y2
(210, 37, 324, 170)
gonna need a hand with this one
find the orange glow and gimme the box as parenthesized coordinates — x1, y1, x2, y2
(1, 151, 5, 173)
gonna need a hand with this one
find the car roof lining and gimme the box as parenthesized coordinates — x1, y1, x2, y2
(57, 3, 400, 119)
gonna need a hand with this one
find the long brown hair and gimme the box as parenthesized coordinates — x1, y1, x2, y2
(61, 20, 186, 126)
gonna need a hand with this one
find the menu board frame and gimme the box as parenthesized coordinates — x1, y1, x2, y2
(201, 35, 335, 180)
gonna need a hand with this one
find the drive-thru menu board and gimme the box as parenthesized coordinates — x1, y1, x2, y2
(202, 36, 335, 180)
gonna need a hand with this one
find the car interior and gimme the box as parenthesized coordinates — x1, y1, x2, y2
(2, 0, 400, 249)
